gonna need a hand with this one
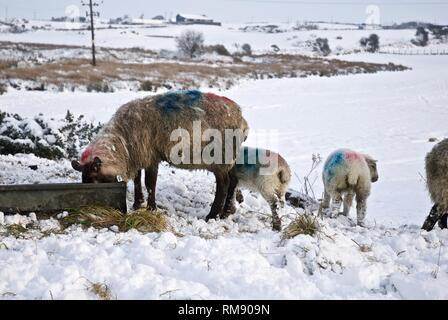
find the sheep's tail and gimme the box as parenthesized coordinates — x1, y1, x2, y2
(277, 166, 290, 184)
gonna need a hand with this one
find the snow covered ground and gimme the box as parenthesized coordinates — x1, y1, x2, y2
(0, 153, 447, 300)
(1, 27, 448, 299)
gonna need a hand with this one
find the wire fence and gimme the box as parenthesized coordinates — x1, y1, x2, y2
(378, 48, 448, 55)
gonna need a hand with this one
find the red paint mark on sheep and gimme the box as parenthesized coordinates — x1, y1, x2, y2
(80, 146, 93, 165)
(205, 93, 236, 105)
(345, 151, 362, 162)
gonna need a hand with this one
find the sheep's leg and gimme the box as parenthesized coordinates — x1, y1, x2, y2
(133, 169, 145, 210)
(331, 192, 343, 217)
(205, 171, 230, 221)
(319, 189, 331, 218)
(438, 213, 448, 229)
(342, 192, 354, 216)
(262, 192, 282, 231)
(322, 190, 331, 209)
(222, 173, 239, 218)
(269, 199, 282, 232)
(235, 189, 244, 204)
(422, 204, 442, 231)
(145, 165, 159, 211)
(356, 194, 367, 227)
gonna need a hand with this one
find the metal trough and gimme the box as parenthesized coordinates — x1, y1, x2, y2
(0, 183, 127, 214)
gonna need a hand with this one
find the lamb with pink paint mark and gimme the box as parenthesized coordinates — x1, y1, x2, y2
(321, 149, 378, 226)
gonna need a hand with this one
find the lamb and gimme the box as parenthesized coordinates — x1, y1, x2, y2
(222, 146, 292, 231)
(321, 149, 378, 226)
(71, 90, 249, 221)
(422, 138, 448, 231)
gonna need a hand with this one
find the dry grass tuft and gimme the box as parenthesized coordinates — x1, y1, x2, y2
(60, 206, 171, 233)
(87, 281, 114, 300)
(283, 214, 321, 239)
(122, 208, 170, 233)
(5, 224, 28, 237)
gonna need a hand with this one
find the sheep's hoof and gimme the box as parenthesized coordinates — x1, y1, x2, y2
(221, 205, 236, 219)
(205, 214, 217, 222)
(236, 190, 244, 204)
(146, 202, 157, 211)
(357, 220, 367, 228)
(422, 205, 440, 231)
(132, 201, 145, 210)
(437, 213, 448, 229)
(272, 218, 281, 231)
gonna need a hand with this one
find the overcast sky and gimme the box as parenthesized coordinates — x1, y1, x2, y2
(1, 0, 448, 25)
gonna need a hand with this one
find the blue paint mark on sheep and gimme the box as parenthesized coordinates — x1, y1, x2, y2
(324, 151, 345, 181)
(156, 90, 202, 112)
(235, 147, 264, 172)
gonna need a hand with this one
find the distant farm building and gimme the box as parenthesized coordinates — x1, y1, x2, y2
(175, 14, 221, 26)
(129, 18, 165, 26)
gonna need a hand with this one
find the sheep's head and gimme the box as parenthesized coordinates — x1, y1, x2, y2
(71, 157, 118, 183)
(365, 156, 379, 183)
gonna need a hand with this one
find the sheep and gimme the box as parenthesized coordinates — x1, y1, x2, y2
(321, 149, 378, 226)
(422, 138, 448, 231)
(71, 90, 249, 221)
(221, 146, 292, 231)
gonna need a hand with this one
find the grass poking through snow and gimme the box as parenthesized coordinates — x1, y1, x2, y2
(283, 214, 321, 239)
(5, 224, 28, 237)
(60, 206, 172, 233)
(86, 281, 114, 300)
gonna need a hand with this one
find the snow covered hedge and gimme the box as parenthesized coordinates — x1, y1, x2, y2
(0, 110, 102, 160)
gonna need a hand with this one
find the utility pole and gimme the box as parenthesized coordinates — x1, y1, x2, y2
(82, 0, 101, 66)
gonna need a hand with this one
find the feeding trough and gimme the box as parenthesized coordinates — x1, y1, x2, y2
(0, 183, 127, 214)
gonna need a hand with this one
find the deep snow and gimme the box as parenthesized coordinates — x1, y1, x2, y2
(0, 154, 447, 300)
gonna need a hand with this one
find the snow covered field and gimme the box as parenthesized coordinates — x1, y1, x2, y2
(2, 20, 447, 55)
(1, 24, 448, 299)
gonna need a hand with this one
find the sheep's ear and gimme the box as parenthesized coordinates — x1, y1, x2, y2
(71, 160, 83, 172)
(92, 157, 102, 172)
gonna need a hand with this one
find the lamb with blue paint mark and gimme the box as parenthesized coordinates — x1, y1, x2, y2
(222, 146, 292, 231)
(321, 149, 378, 226)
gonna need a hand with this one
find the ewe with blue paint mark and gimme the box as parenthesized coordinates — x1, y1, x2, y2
(321, 149, 378, 227)
(73, 90, 249, 222)
(155, 90, 203, 112)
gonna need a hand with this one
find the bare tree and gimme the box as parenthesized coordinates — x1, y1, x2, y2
(176, 30, 205, 59)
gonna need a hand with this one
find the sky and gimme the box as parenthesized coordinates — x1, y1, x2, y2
(1, 0, 448, 25)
